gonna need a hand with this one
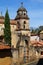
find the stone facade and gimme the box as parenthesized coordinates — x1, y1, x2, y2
(0, 3, 31, 63)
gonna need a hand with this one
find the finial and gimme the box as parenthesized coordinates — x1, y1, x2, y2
(21, 2, 23, 7)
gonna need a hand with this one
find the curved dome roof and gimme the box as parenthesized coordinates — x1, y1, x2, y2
(15, 3, 29, 20)
(17, 2, 27, 12)
(17, 7, 27, 12)
(15, 14, 29, 20)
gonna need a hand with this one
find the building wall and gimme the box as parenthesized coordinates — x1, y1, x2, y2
(11, 33, 19, 48)
(0, 15, 30, 63)
(0, 24, 4, 35)
(12, 49, 18, 63)
(30, 36, 39, 41)
(0, 18, 18, 48)
(40, 33, 43, 40)
(16, 19, 29, 30)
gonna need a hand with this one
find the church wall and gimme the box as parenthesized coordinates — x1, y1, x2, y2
(17, 19, 29, 29)
(11, 33, 19, 48)
(0, 24, 4, 35)
(20, 30, 30, 36)
(40, 33, 43, 41)
(20, 19, 29, 29)
(12, 49, 18, 63)
(0, 19, 18, 48)
(10, 25, 16, 32)
(0, 4, 31, 63)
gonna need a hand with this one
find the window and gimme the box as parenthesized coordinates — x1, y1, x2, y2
(17, 21, 20, 29)
(24, 21, 26, 24)
(24, 25, 25, 29)
(25, 40, 28, 45)
(0, 35, 4, 42)
(24, 13, 26, 15)
(42, 39, 43, 40)
(17, 21, 20, 25)
(23, 21, 26, 29)
(23, 11, 26, 16)
(41, 51, 43, 55)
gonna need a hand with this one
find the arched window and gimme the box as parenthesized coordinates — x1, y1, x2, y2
(24, 21, 26, 24)
(25, 40, 28, 45)
(0, 35, 4, 42)
(17, 21, 20, 29)
(23, 21, 26, 29)
(24, 25, 25, 29)
(24, 13, 26, 15)
(17, 21, 20, 25)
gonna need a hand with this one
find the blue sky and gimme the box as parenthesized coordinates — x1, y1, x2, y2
(0, 0, 43, 28)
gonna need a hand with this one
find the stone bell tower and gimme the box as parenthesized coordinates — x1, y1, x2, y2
(15, 3, 30, 31)
(15, 3, 30, 63)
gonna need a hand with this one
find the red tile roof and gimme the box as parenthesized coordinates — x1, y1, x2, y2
(10, 19, 17, 25)
(0, 19, 17, 25)
(0, 44, 11, 50)
(31, 41, 43, 47)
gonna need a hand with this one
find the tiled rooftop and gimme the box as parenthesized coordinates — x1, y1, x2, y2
(0, 43, 11, 50)
(0, 18, 17, 25)
(31, 41, 43, 47)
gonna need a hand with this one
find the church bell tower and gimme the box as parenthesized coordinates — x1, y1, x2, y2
(15, 3, 30, 32)
(15, 3, 30, 63)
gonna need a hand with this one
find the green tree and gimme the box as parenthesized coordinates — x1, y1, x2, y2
(4, 10, 11, 46)
(31, 27, 36, 34)
(39, 26, 43, 31)
(30, 26, 43, 35)
(37, 26, 43, 35)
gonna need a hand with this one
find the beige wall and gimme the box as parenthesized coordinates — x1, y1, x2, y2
(40, 34, 43, 40)
(0, 18, 30, 49)
(0, 24, 4, 35)
(11, 33, 19, 48)
(17, 19, 30, 29)
(12, 50, 18, 63)
(0, 19, 18, 48)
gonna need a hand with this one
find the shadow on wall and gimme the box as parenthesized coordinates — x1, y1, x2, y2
(0, 49, 12, 58)
(37, 59, 43, 65)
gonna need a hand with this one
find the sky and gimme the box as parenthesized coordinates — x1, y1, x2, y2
(0, 0, 43, 28)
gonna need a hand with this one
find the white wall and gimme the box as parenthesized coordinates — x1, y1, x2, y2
(30, 36, 39, 41)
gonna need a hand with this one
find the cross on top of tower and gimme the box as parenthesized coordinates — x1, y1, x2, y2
(21, 2, 23, 7)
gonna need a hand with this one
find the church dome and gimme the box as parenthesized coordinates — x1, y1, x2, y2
(17, 6, 27, 12)
(15, 3, 29, 20)
(17, 2, 27, 12)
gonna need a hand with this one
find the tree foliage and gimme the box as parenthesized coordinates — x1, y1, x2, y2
(30, 26, 43, 35)
(4, 10, 11, 46)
